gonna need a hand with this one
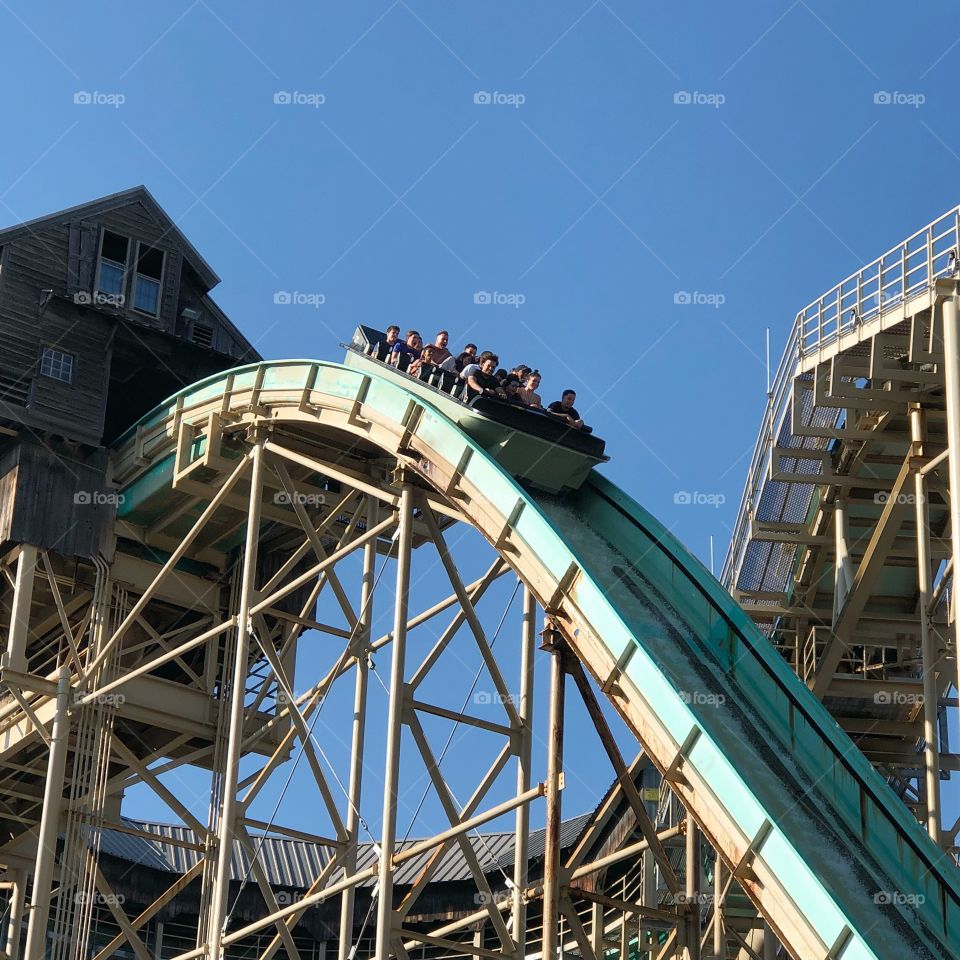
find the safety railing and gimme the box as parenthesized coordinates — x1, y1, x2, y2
(798, 205, 960, 356)
(722, 204, 960, 593)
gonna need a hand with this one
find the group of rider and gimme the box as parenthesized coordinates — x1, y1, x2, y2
(382, 326, 589, 431)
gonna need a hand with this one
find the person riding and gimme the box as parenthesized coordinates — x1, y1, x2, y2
(456, 343, 478, 372)
(519, 370, 542, 408)
(502, 375, 525, 405)
(546, 389, 588, 430)
(421, 330, 456, 371)
(465, 355, 503, 399)
(390, 330, 422, 371)
(460, 350, 492, 381)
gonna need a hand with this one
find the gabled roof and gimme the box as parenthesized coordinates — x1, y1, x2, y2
(0, 185, 220, 289)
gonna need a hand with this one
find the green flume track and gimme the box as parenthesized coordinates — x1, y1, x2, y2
(112, 360, 960, 960)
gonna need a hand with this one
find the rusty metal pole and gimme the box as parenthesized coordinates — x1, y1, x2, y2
(541, 624, 566, 960)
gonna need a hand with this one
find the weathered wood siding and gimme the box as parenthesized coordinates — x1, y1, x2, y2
(0, 440, 114, 560)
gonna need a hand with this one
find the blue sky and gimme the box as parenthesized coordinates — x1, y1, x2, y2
(3, 2, 958, 837)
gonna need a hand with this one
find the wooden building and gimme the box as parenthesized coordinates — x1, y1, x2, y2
(0, 186, 260, 559)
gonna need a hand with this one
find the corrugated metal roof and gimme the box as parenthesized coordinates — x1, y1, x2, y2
(98, 813, 594, 890)
(99, 820, 330, 888)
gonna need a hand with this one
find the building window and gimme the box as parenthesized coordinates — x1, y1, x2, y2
(96, 231, 129, 299)
(133, 242, 164, 316)
(39, 347, 74, 384)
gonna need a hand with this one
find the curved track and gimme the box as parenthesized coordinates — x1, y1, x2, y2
(105, 358, 960, 960)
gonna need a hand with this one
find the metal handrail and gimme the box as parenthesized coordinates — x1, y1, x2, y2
(797, 205, 960, 356)
(721, 204, 960, 592)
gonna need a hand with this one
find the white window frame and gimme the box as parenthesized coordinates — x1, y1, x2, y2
(39, 346, 74, 385)
(132, 240, 165, 318)
(94, 229, 130, 302)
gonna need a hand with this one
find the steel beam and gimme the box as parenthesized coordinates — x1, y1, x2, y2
(941, 287, 960, 708)
(209, 442, 266, 960)
(23, 668, 70, 960)
(338, 497, 378, 960)
(374, 481, 414, 960)
(541, 632, 566, 960)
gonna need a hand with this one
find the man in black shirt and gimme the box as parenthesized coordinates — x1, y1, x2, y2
(465, 355, 503, 399)
(547, 389, 588, 430)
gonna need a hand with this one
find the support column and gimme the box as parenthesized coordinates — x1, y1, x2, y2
(911, 406, 942, 842)
(5, 869, 26, 960)
(941, 290, 960, 702)
(511, 585, 536, 960)
(208, 443, 263, 960)
(713, 857, 724, 959)
(374, 483, 414, 960)
(5, 546, 37, 674)
(541, 629, 566, 960)
(684, 814, 700, 960)
(23, 668, 71, 960)
(832, 497, 852, 625)
(338, 497, 378, 960)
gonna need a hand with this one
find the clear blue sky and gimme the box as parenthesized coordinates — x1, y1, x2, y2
(3, 2, 958, 838)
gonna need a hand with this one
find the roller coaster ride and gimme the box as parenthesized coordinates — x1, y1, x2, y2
(2, 199, 960, 960)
